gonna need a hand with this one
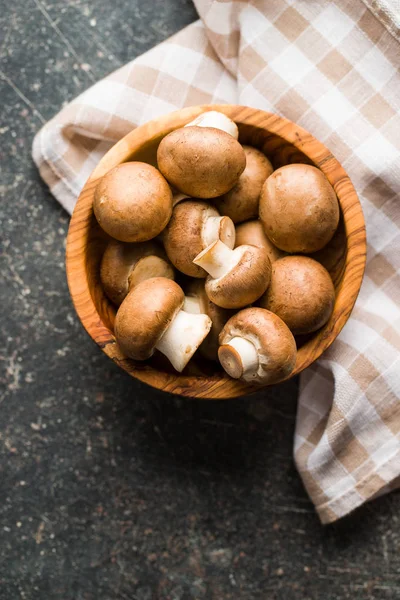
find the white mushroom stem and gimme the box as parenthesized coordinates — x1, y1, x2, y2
(183, 295, 202, 314)
(155, 310, 211, 372)
(185, 111, 239, 139)
(218, 337, 259, 380)
(202, 216, 235, 249)
(193, 240, 241, 280)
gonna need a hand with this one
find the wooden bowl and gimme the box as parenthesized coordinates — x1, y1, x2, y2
(66, 105, 366, 399)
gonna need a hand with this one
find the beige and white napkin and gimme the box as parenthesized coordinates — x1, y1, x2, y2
(33, 0, 400, 524)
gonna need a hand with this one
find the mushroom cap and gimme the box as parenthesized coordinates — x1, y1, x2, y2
(259, 256, 335, 334)
(259, 164, 339, 253)
(94, 162, 173, 243)
(235, 220, 285, 264)
(185, 279, 232, 361)
(100, 239, 174, 306)
(114, 277, 184, 360)
(204, 244, 271, 309)
(214, 146, 273, 223)
(163, 200, 235, 278)
(157, 126, 246, 198)
(218, 307, 297, 385)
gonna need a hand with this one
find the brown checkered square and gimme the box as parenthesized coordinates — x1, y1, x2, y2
(240, 45, 267, 80)
(184, 85, 214, 107)
(318, 49, 352, 83)
(153, 74, 193, 106)
(363, 177, 397, 208)
(361, 93, 396, 128)
(358, 10, 385, 44)
(328, 424, 371, 472)
(367, 253, 397, 287)
(348, 354, 381, 393)
(253, 67, 288, 104)
(356, 472, 387, 499)
(126, 65, 159, 95)
(274, 6, 309, 41)
(277, 89, 310, 122)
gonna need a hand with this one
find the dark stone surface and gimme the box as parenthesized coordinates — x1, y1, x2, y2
(1, 1, 399, 599)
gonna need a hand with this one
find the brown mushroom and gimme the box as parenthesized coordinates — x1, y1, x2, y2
(157, 127, 246, 198)
(218, 308, 297, 384)
(259, 164, 339, 253)
(163, 200, 235, 278)
(235, 220, 285, 264)
(185, 110, 239, 139)
(114, 278, 211, 373)
(168, 111, 239, 209)
(94, 161, 173, 242)
(193, 239, 271, 309)
(100, 239, 174, 306)
(214, 146, 273, 223)
(183, 279, 232, 361)
(259, 256, 335, 334)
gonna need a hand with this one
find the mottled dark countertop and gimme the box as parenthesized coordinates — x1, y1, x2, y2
(1, 1, 399, 598)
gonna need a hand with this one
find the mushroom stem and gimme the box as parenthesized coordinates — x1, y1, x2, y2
(193, 240, 240, 280)
(155, 310, 211, 372)
(185, 111, 239, 139)
(218, 337, 259, 380)
(183, 295, 202, 314)
(202, 216, 235, 249)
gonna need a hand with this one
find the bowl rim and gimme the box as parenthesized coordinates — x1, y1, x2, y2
(66, 104, 367, 399)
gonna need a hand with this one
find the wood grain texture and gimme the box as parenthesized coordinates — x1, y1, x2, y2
(66, 105, 366, 399)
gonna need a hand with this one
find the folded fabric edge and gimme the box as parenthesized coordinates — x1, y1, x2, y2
(32, 123, 77, 214)
(361, 0, 400, 41)
(310, 448, 400, 524)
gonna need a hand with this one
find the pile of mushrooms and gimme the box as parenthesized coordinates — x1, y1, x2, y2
(93, 110, 339, 386)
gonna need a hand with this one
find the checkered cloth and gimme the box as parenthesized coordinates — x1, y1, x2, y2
(32, 0, 400, 524)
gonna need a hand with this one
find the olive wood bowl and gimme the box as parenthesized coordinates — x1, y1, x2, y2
(66, 105, 366, 399)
